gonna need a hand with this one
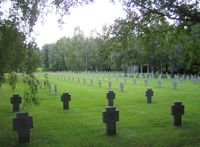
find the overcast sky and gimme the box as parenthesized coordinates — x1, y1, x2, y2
(32, 0, 125, 49)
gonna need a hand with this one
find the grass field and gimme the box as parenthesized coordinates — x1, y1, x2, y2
(0, 72, 200, 147)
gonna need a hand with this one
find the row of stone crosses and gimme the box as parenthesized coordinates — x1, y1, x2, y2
(47, 78, 178, 96)
(11, 89, 184, 144)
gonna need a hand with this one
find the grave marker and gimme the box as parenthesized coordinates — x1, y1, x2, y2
(61, 92, 71, 110)
(171, 102, 184, 126)
(108, 81, 112, 90)
(124, 77, 127, 84)
(13, 112, 33, 144)
(98, 80, 102, 88)
(54, 84, 57, 95)
(145, 79, 148, 87)
(83, 78, 86, 85)
(90, 79, 93, 86)
(49, 83, 51, 92)
(158, 79, 161, 88)
(10, 94, 22, 112)
(106, 91, 115, 106)
(145, 89, 153, 103)
(133, 78, 136, 84)
(120, 83, 124, 92)
(103, 106, 119, 135)
(173, 80, 177, 89)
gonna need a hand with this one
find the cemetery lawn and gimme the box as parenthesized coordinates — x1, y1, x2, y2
(0, 74, 200, 147)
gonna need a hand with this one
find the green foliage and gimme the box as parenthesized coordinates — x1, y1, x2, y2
(8, 72, 17, 92)
(43, 73, 50, 88)
(122, 0, 200, 27)
(0, 21, 26, 74)
(23, 74, 40, 110)
(41, 28, 103, 71)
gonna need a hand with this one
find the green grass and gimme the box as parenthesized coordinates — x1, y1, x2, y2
(0, 72, 200, 147)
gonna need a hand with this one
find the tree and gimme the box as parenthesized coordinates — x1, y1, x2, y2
(0, 21, 26, 78)
(122, 0, 200, 28)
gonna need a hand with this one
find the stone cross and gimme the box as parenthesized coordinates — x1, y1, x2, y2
(124, 77, 127, 84)
(120, 83, 124, 92)
(158, 79, 161, 88)
(139, 73, 143, 79)
(13, 112, 33, 144)
(116, 77, 118, 83)
(140, 66, 143, 73)
(145, 89, 154, 103)
(173, 80, 177, 89)
(99, 80, 102, 88)
(83, 78, 86, 85)
(90, 79, 93, 86)
(61, 93, 71, 110)
(106, 91, 115, 106)
(10, 94, 22, 112)
(147, 66, 150, 74)
(78, 78, 80, 83)
(171, 102, 184, 126)
(54, 84, 57, 95)
(145, 79, 148, 87)
(103, 106, 119, 135)
(108, 81, 112, 90)
(49, 83, 51, 92)
(133, 78, 136, 84)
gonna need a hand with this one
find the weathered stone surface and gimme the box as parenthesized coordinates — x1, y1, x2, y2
(106, 91, 115, 106)
(145, 89, 153, 103)
(171, 102, 184, 126)
(61, 93, 71, 110)
(13, 112, 33, 144)
(103, 106, 119, 135)
(10, 94, 22, 112)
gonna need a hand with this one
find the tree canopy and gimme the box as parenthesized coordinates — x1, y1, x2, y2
(0, 0, 199, 75)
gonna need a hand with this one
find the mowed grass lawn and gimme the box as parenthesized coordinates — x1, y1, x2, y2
(0, 73, 200, 147)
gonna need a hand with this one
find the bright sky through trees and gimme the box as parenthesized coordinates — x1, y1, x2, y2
(32, 0, 125, 48)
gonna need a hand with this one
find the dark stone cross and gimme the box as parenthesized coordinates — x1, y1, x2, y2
(10, 94, 22, 112)
(171, 102, 184, 126)
(49, 83, 51, 92)
(61, 93, 71, 110)
(106, 91, 115, 106)
(145, 89, 154, 103)
(13, 112, 33, 144)
(54, 84, 57, 95)
(103, 106, 119, 135)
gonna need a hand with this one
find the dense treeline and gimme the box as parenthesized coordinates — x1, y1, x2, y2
(0, 0, 199, 75)
(41, 21, 200, 74)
